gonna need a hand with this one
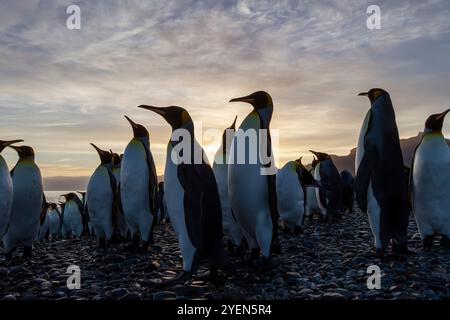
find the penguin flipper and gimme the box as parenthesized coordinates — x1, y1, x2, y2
(178, 160, 227, 263)
(355, 150, 373, 213)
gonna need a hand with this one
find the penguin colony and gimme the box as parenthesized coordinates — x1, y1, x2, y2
(1, 89, 449, 285)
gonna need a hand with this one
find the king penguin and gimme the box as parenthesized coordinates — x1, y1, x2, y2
(213, 116, 244, 250)
(86, 143, 116, 247)
(340, 170, 355, 212)
(37, 199, 50, 242)
(228, 91, 281, 262)
(48, 203, 62, 241)
(356, 88, 409, 256)
(121, 116, 158, 252)
(61, 192, 84, 239)
(110, 151, 129, 242)
(276, 157, 318, 233)
(411, 109, 450, 250)
(3, 145, 43, 258)
(310, 150, 343, 221)
(138, 104, 230, 285)
(0, 139, 23, 238)
(305, 157, 320, 217)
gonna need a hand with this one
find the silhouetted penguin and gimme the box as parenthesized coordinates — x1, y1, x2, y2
(0, 139, 23, 238)
(356, 88, 409, 256)
(276, 157, 318, 232)
(37, 198, 50, 242)
(48, 203, 61, 241)
(411, 109, 450, 250)
(305, 158, 320, 217)
(121, 116, 158, 252)
(228, 91, 281, 263)
(213, 116, 243, 250)
(86, 143, 116, 247)
(157, 181, 167, 223)
(110, 151, 128, 241)
(62, 192, 84, 239)
(3, 145, 43, 258)
(340, 170, 355, 212)
(310, 150, 343, 220)
(77, 191, 90, 237)
(138, 104, 230, 285)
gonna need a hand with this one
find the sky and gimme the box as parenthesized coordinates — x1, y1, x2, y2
(0, 0, 449, 183)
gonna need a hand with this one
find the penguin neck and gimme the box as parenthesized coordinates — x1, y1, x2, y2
(255, 106, 273, 130)
(18, 156, 35, 163)
(423, 130, 445, 141)
(137, 136, 149, 146)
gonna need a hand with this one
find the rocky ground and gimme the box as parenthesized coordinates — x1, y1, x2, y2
(0, 207, 449, 300)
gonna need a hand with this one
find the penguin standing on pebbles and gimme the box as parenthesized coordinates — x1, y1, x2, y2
(213, 116, 244, 251)
(61, 192, 84, 239)
(110, 151, 129, 241)
(340, 170, 355, 212)
(411, 109, 450, 250)
(228, 91, 281, 264)
(0, 139, 23, 238)
(310, 150, 343, 220)
(138, 104, 230, 285)
(120, 116, 158, 252)
(3, 145, 43, 258)
(305, 158, 320, 217)
(276, 157, 318, 233)
(48, 203, 62, 241)
(356, 88, 409, 256)
(86, 143, 116, 247)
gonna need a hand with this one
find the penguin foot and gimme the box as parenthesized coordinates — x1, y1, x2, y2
(374, 248, 386, 258)
(98, 237, 107, 249)
(294, 226, 303, 234)
(250, 248, 260, 261)
(422, 235, 435, 251)
(22, 247, 32, 259)
(138, 241, 149, 254)
(150, 271, 192, 290)
(125, 236, 140, 252)
(440, 235, 450, 248)
(271, 239, 282, 255)
(391, 241, 409, 257)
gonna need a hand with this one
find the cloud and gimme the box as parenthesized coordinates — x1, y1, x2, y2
(0, 0, 449, 179)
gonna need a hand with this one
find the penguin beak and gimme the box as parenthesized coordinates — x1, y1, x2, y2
(436, 109, 450, 120)
(0, 139, 23, 148)
(309, 150, 319, 157)
(229, 95, 255, 104)
(124, 115, 138, 129)
(229, 115, 238, 130)
(358, 92, 369, 97)
(138, 105, 167, 117)
(0, 139, 23, 153)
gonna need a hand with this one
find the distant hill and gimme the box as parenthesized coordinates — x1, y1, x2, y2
(44, 133, 449, 190)
(43, 175, 165, 191)
(322, 132, 450, 176)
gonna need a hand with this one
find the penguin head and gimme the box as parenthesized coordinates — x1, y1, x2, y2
(311, 156, 318, 168)
(77, 191, 86, 198)
(358, 88, 388, 104)
(309, 150, 330, 162)
(294, 157, 320, 188)
(137, 105, 193, 131)
(221, 115, 238, 153)
(0, 139, 23, 153)
(229, 91, 273, 110)
(110, 150, 121, 167)
(124, 115, 149, 139)
(9, 145, 34, 160)
(61, 192, 77, 201)
(424, 109, 450, 133)
(90, 143, 113, 165)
